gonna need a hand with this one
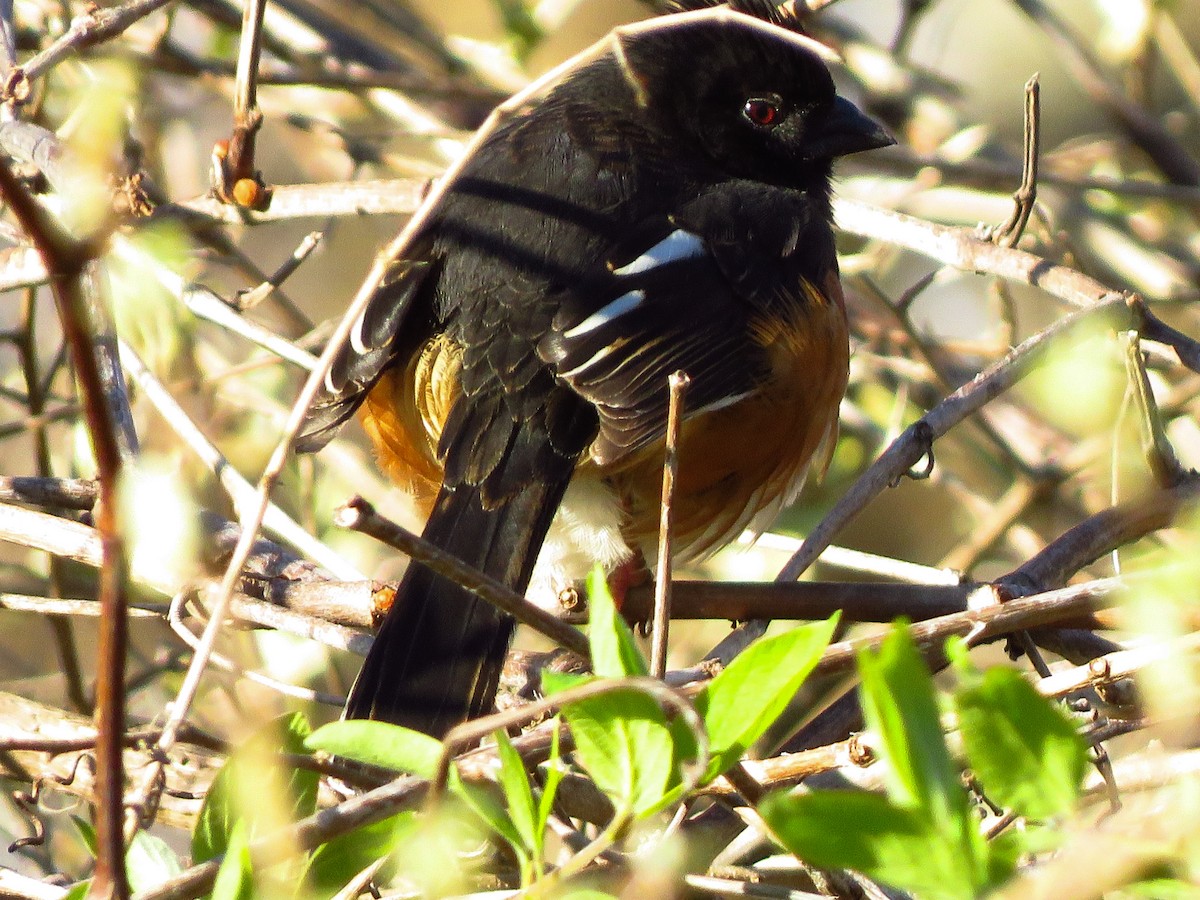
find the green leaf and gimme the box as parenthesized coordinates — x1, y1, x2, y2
(492, 0, 545, 60)
(495, 728, 538, 856)
(1122, 878, 1200, 899)
(954, 665, 1088, 820)
(761, 790, 979, 900)
(854, 626, 995, 893)
(560, 686, 674, 818)
(304, 812, 415, 896)
(62, 884, 90, 900)
(305, 719, 442, 778)
(535, 726, 565, 869)
(211, 819, 254, 900)
(541, 669, 590, 696)
(455, 776, 527, 853)
(193, 712, 317, 864)
(859, 626, 965, 825)
(586, 564, 647, 678)
(696, 615, 838, 782)
(126, 831, 182, 894)
(71, 816, 97, 856)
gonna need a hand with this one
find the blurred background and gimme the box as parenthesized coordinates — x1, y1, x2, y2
(1, 0, 1199, 887)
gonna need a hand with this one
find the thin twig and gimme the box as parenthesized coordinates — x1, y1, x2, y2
(235, 231, 323, 311)
(991, 74, 1040, 248)
(217, 0, 268, 207)
(1121, 331, 1187, 488)
(180, 284, 318, 370)
(651, 371, 689, 679)
(1010, 0, 1200, 186)
(336, 496, 589, 657)
(1138, 305, 1200, 375)
(7, 0, 177, 95)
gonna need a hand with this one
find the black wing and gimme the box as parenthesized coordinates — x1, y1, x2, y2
(296, 244, 439, 454)
(539, 180, 832, 466)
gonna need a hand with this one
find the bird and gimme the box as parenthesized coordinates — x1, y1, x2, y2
(297, 1, 893, 738)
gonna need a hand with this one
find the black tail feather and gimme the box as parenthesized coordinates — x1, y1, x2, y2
(343, 472, 569, 737)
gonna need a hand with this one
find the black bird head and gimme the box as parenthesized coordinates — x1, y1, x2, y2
(602, 8, 893, 193)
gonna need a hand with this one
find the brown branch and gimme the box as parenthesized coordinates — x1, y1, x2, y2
(0, 476, 96, 510)
(1006, 473, 1200, 594)
(991, 73, 1040, 248)
(336, 496, 590, 658)
(623, 580, 989, 625)
(0, 159, 129, 900)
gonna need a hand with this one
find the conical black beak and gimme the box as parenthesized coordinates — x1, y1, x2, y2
(806, 95, 894, 160)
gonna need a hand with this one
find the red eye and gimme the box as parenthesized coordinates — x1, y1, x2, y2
(743, 97, 782, 128)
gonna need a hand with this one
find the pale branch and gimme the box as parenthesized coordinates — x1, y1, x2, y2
(1036, 632, 1200, 702)
(9, 0, 179, 91)
(834, 199, 1121, 308)
(165, 179, 427, 225)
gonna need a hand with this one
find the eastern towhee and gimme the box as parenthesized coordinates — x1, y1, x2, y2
(298, 1, 892, 737)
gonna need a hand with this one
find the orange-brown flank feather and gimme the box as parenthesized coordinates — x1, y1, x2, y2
(359, 275, 847, 566)
(360, 333, 461, 512)
(595, 275, 848, 560)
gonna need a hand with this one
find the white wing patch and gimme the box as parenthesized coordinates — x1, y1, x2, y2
(349, 309, 370, 355)
(558, 341, 621, 380)
(611, 228, 705, 277)
(562, 289, 646, 340)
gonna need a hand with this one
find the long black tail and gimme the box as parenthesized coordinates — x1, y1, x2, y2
(343, 473, 569, 737)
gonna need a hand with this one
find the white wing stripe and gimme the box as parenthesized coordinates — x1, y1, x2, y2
(559, 342, 620, 380)
(562, 289, 646, 339)
(349, 310, 370, 355)
(611, 229, 705, 277)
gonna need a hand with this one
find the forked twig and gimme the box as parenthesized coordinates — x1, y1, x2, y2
(990, 74, 1040, 248)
